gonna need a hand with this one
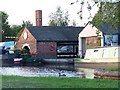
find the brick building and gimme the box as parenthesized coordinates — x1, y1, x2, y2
(15, 26, 84, 59)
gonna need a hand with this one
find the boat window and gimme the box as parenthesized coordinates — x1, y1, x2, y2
(94, 50, 98, 52)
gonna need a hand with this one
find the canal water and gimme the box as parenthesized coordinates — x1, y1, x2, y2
(0, 64, 94, 79)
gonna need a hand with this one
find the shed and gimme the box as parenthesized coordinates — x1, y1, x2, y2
(78, 23, 120, 58)
(16, 26, 84, 59)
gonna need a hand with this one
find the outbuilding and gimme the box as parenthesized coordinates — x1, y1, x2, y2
(78, 23, 120, 58)
(16, 26, 84, 59)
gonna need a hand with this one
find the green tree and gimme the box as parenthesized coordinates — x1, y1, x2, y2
(10, 25, 23, 38)
(71, 0, 120, 31)
(92, 2, 119, 32)
(48, 6, 70, 26)
(0, 11, 33, 41)
(0, 11, 11, 41)
(13, 20, 33, 41)
(22, 20, 33, 28)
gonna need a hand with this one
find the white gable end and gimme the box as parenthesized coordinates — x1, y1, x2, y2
(79, 23, 102, 37)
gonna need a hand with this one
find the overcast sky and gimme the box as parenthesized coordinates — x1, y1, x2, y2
(0, 0, 99, 26)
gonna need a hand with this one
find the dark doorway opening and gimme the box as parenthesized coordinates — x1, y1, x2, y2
(23, 46, 30, 52)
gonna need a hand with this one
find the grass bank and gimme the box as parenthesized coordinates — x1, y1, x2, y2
(2, 75, 119, 88)
(102, 67, 120, 71)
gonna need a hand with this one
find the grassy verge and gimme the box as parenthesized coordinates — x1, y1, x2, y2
(1, 75, 119, 88)
(102, 67, 120, 71)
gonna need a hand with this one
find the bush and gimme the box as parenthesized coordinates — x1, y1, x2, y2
(25, 57, 42, 63)
(21, 49, 30, 54)
(14, 50, 21, 55)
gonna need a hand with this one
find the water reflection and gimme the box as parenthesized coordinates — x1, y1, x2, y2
(76, 68, 94, 79)
(0, 66, 81, 78)
(0, 65, 94, 79)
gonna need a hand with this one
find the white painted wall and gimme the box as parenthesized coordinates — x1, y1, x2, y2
(78, 37, 82, 58)
(84, 46, 120, 59)
(78, 23, 103, 57)
(79, 23, 99, 38)
(78, 23, 119, 58)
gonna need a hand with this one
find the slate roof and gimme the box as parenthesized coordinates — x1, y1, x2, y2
(100, 23, 120, 35)
(27, 26, 84, 41)
(85, 22, 120, 35)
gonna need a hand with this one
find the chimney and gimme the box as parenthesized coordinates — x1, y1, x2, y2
(35, 10, 42, 26)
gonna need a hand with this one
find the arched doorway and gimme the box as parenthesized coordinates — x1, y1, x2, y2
(22, 44, 31, 54)
(23, 46, 30, 52)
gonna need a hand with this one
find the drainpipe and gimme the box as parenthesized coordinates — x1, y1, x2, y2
(100, 32, 104, 47)
(78, 36, 82, 58)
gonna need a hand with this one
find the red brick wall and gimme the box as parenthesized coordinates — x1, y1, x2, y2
(86, 36, 101, 49)
(16, 28, 37, 54)
(36, 10, 42, 26)
(16, 28, 57, 58)
(37, 42, 57, 59)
